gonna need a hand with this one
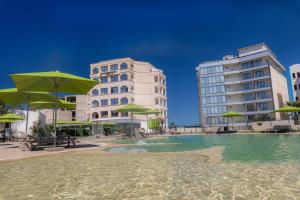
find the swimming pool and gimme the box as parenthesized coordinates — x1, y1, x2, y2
(108, 134, 300, 163)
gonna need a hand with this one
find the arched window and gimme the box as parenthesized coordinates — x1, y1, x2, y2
(121, 97, 128, 105)
(92, 89, 99, 96)
(120, 63, 128, 70)
(92, 100, 99, 108)
(120, 74, 128, 81)
(92, 67, 99, 74)
(92, 112, 99, 119)
(120, 85, 128, 93)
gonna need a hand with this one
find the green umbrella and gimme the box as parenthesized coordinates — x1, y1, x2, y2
(29, 99, 76, 110)
(134, 109, 160, 133)
(272, 106, 300, 132)
(117, 104, 149, 138)
(0, 88, 55, 133)
(0, 113, 24, 142)
(223, 112, 242, 130)
(11, 71, 98, 147)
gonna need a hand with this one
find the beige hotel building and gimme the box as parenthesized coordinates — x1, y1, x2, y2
(196, 43, 289, 129)
(87, 58, 167, 129)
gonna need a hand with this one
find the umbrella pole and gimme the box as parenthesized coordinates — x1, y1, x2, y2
(25, 104, 29, 134)
(131, 112, 133, 138)
(147, 115, 149, 134)
(53, 90, 58, 147)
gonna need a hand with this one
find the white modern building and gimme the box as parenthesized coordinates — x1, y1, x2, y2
(88, 58, 168, 129)
(290, 64, 300, 101)
(196, 43, 289, 129)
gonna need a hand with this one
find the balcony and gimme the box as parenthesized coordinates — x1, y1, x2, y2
(225, 74, 270, 85)
(223, 64, 269, 75)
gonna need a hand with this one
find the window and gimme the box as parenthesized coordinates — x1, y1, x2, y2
(297, 72, 300, 78)
(121, 112, 128, 117)
(92, 100, 99, 107)
(120, 74, 128, 81)
(200, 65, 223, 75)
(296, 96, 299, 101)
(241, 59, 262, 69)
(111, 86, 118, 94)
(258, 103, 268, 111)
(111, 110, 118, 117)
(243, 73, 252, 80)
(101, 99, 108, 106)
(120, 86, 128, 93)
(101, 66, 108, 72)
(257, 81, 266, 88)
(203, 95, 226, 104)
(244, 83, 254, 90)
(205, 117, 227, 124)
(131, 98, 134, 103)
(202, 85, 225, 95)
(100, 88, 108, 95)
(293, 73, 296, 78)
(92, 112, 99, 119)
(120, 63, 128, 70)
(92, 67, 99, 74)
(255, 70, 264, 77)
(294, 85, 297, 90)
(111, 75, 118, 82)
(100, 77, 108, 83)
(203, 106, 226, 114)
(201, 75, 224, 84)
(155, 87, 159, 93)
(244, 93, 256, 101)
(258, 92, 267, 99)
(111, 98, 118, 105)
(154, 76, 158, 82)
(155, 98, 159, 105)
(92, 89, 99, 96)
(120, 97, 128, 105)
(101, 111, 108, 118)
(110, 64, 118, 71)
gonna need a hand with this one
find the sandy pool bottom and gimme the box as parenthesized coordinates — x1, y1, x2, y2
(0, 148, 300, 200)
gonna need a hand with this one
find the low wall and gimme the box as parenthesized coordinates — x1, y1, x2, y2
(176, 127, 202, 133)
(252, 120, 295, 132)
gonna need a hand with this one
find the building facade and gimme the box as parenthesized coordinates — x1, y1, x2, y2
(196, 43, 289, 129)
(290, 64, 300, 101)
(63, 95, 88, 121)
(88, 58, 167, 128)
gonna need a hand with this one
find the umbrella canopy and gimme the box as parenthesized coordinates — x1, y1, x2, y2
(117, 104, 149, 113)
(272, 106, 300, 113)
(0, 88, 55, 106)
(133, 108, 161, 115)
(11, 71, 98, 94)
(30, 99, 76, 110)
(0, 113, 24, 122)
(223, 112, 242, 117)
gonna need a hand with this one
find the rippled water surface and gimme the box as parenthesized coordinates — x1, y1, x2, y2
(1, 135, 300, 199)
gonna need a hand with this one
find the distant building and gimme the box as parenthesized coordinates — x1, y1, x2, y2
(196, 43, 289, 129)
(62, 95, 88, 122)
(290, 64, 300, 101)
(88, 58, 168, 129)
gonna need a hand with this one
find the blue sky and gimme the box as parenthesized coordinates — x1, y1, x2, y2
(0, 0, 299, 125)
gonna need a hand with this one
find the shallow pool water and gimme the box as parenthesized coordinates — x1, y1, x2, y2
(109, 134, 300, 163)
(1, 135, 300, 199)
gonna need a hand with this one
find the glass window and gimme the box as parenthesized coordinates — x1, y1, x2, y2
(257, 81, 266, 88)
(200, 65, 223, 75)
(111, 110, 118, 117)
(242, 59, 262, 69)
(100, 99, 108, 106)
(101, 66, 108, 72)
(203, 95, 226, 104)
(202, 85, 225, 95)
(255, 70, 264, 77)
(205, 116, 227, 125)
(101, 111, 108, 117)
(100, 77, 108, 83)
(294, 85, 297, 90)
(120, 74, 128, 81)
(92, 112, 99, 119)
(110, 64, 118, 71)
(92, 100, 99, 108)
(120, 86, 128, 93)
(111, 86, 118, 94)
(203, 106, 226, 114)
(92, 89, 99, 96)
(120, 97, 128, 105)
(111, 75, 118, 82)
(244, 93, 256, 101)
(155, 98, 159, 105)
(120, 63, 128, 70)
(258, 103, 268, 111)
(100, 88, 108, 95)
(92, 67, 99, 74)
(258, 92, 267, 99)
(293, 73, 296, 78)
(201, 75, 224, 85)
(111, 98, 118, 105)
(155, 87, 159, 93)
(244, 83, 254, 90)
(243, 73, 252, 80)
